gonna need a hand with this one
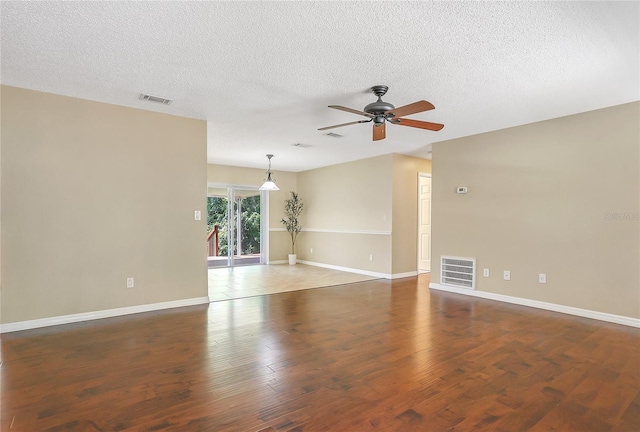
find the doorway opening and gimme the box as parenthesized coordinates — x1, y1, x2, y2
(418, 173, 432, 273)
(207, 186, 267, 268)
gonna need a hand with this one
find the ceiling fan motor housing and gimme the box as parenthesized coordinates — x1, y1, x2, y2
(364, 99, 395, 116)
(365, 85, 394, 120)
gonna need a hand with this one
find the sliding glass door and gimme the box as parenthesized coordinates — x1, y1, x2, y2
(207, 186, 265, 268)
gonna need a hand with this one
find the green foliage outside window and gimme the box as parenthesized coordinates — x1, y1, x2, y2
(207, 195, 261, 256)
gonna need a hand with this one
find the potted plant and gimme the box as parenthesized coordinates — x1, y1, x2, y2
(281, 191, 303, 265)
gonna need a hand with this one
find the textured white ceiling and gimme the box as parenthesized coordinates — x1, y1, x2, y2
(1, 1, 638, 172)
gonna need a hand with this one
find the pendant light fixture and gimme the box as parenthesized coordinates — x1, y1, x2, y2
(259, 154, 280, 191)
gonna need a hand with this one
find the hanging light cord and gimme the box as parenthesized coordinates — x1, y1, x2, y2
(265, 154, 274, 179)
(267, 155, 273, 176)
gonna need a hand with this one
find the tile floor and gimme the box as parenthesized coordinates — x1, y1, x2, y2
(207, 263, 380, 302)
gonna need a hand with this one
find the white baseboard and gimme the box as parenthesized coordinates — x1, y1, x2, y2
(299, 260, 389, 279)
(226, 259, 413, 279)
(391, 271, 419, 280)
(429, 283, 640, 328)
(0, 296, 211, 333)
(299, 260, 415, 280)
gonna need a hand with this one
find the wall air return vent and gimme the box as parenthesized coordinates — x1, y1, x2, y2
(139, 93, 173, 105)
(440, 256, 476, 289)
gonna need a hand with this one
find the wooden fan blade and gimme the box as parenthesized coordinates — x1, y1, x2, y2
(318, 120, 370, 131)
(394, 118, 444, 131)
(373, 122, 386, 141)
(385, 100, 435, 118)
(329, 105, 374, 118)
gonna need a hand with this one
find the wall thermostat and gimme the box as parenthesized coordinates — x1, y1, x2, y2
(456, 187, 468, 194)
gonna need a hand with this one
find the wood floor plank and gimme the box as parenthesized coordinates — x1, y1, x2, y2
(2, 275, 639, 431)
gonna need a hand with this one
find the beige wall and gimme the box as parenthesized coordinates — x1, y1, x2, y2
(431, 102, 640, 318)
(297, 232, 392, 272)
(297, 155, 394, 274)
(1, 86, 208, 324)
(294, 153, 432, 276)
(392, 154, 432, 274)
(0, 86, 3, 331)
(206, 164, 297, 261)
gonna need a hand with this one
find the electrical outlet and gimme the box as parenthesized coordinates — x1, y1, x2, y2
(369, 254, 373, 262)
(127, 277, 134, 288)
(539, 273, 547, 283)
(503, 271, 510, 281)
(194, 210, 201, 221)
(310, 247, 313, 254)
(483, 268, 490, 277)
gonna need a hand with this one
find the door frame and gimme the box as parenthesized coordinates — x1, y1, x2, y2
(417, 172, 432, 273)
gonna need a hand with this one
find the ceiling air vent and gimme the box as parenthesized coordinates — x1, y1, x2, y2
(441, 256, 476, 289)
(139, 93, 172, 105)
(292, 143, 312, 148)
(323, 132, 344, 138)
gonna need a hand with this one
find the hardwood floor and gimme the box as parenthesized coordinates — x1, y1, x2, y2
(2, 275, 639, 431)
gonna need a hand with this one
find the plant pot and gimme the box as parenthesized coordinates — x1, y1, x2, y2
(288, 254, 297, 265)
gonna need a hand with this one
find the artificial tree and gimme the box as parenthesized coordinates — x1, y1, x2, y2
(281, 191, 303, 261)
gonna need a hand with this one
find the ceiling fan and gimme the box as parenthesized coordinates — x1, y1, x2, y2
(319, 85, 444, 141)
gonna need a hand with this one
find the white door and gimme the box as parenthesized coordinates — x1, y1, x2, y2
(418, 175, 432, 273)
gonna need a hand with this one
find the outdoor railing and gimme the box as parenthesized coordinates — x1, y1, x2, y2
(207, 225, 219, 257)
